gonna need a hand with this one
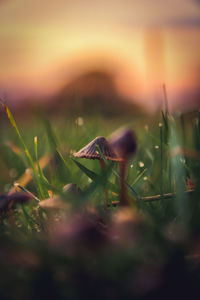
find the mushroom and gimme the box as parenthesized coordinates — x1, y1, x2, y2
(73, 136, 121, 207)
(73, 136, 120, 162)
(108, 128, 137, 206)
(39, 197, 69, 211)
(39, 183, 81, 211)
(0, 192, 33, 225)
(0, 192, 32, 214)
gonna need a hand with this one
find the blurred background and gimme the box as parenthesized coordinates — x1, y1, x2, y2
(0, 0, 200, 115)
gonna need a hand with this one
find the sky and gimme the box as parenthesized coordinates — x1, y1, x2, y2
(0, 0, 200, 111)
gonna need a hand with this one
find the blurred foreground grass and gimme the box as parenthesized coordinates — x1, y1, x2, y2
(0, 105, 200, 299)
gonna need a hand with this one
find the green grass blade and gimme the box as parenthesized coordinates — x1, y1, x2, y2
(81, 162, 114, 201)
(161, 111, 169, 145)
(162, 84, 169, 114)
(2, 103, 45, 199)
(42, 118, 71, 182)
(198, 111, 200, 134)
(169, 116, 189, 225)
(34, 136, 50, 198)
(72, 158, 98, 181)
(160, 123, 163, 195)
(132, 168, 147, 186)
(15, 184, 40, 203)
(56, 149, 71, 175)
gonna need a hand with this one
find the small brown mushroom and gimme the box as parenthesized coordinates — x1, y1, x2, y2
(73, 137, 121, 207)
(109, 128, 137, 206)
(63, 183, 81, 195)
(39, 197, 68, 211)
(73, 136, 121, 162)
(0, 192, 32, 214)
(0, 192, 33, 225)
(39, 183, 81, 211)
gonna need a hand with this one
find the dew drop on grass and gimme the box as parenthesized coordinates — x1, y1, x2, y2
(75, 117, 84, 126)
(180, 158, 186, 164)
(138, 161, 144, 168)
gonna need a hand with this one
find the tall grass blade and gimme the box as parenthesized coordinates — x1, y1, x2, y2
(43, 118, 71, 182)
(14, 184, 40, 203)
(162, 84, 169, 114)
(132, 168, 147, 186)
(2, 103, 45, 199)
(169, 116, 189, 226)
(81, 162, 114, 201)
(161, 111, 169, 145)
(34, 136, 49, 198)
(160, 124, 163, 195)
(72, 158, 98, 181)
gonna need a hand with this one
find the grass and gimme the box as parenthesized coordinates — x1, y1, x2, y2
(0, 104, 200, 299)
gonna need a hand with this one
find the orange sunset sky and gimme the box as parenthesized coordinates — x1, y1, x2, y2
(0, 0, 200, 112)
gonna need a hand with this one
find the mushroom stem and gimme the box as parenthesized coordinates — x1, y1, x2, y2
(119, 160, 129, 206)
(99, 159, 106, 170)
(99, 159, 108, 208)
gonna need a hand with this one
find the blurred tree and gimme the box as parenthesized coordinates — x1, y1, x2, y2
(49, 70, 143, 116)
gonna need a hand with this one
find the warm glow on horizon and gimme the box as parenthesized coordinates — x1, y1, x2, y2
(0, 0, 200, 111)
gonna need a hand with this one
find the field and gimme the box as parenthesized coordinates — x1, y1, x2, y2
(1, 104, 200, 299)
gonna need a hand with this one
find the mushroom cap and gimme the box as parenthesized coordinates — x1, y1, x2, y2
(63, 183, 81, 195)
(39, 184, 81, 211)
(73, 136, 122, 161)
(39, 197, 70, 210)
(108, 128, 137, 159)
(0, 192, 32, 213)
